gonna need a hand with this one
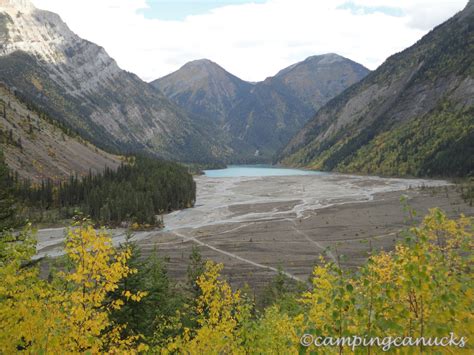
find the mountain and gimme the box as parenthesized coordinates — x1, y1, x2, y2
(0, 82, 121, 182)
(279, 1, 474, 177)
(153, 54, 369, 162)
(0, 0, 228, 163)
(273, 53, 371, 111)
(225, 76, 314, 160)
(152, 59, 253, 126)
(227, 54, 369, 160)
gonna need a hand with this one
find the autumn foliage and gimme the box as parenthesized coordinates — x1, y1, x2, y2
(163, 209, 473, 354)
(0, 209, 472, 353)
(0, 220, 147, 353)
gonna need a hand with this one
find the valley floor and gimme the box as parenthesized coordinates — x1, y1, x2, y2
(36, 174, 473, 291)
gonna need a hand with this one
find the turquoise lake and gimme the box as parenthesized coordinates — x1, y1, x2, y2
(203, 165, 325, 177)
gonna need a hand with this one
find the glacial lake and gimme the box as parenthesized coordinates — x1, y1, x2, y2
(203, 165, 326, 177)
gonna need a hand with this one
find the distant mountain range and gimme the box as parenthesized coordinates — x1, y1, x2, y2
(152, 54, 369, 161)
(0, 0, 369, 165)
(279, 0, 474, 177)
(1, 0, 472, 178)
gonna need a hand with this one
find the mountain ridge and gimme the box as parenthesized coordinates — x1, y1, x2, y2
(153, 59, 253, 126)
(279, 1, 473, 177)
(0, 1, 230, 163)
(273, 53, 370, 110)
(153, 54, 370, 161)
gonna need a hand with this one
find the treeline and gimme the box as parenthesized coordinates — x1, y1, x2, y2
(0, 98, 23, 149)
(10, 156, 196, 226)
(0, 86, 80, 142)
(290, 101, 473, 178)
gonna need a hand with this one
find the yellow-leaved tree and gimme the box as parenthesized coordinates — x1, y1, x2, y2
(0, 220, 147, 353)
(1, 208, 472, 353)
(164, 261, 249, 354)
(162, 209, 472, 354)
(298, 208, 473, 353)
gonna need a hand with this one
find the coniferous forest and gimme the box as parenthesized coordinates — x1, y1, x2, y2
(6, 156, 196, 227)
(0, 151, 17, 231)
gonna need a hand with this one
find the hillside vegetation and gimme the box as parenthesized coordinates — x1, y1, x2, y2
(0, 209, 471, 353)
(280, 2, 473, 177)
(0, 83, 121, 182)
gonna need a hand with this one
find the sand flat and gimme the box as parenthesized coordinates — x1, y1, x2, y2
(36, 173, 472, 290)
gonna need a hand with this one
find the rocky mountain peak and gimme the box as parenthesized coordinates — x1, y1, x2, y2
(153, 54, 369, 161)
(273, 53, 370, 110)
(0, 3, 121, 96)
(174, 58, 240, 84)
(275, 53, 349, 77)
(307, 52, 343, 60)
(311, 53, 345, 64)
(152, 59, 252, 125)
(183, 58, 217, 68)
(0, 3, 229, 163)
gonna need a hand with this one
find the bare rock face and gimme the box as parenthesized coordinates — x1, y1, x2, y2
(279, 2, 474, 177)
(0, 1, 228, 162)
(153, 55, 369, 162)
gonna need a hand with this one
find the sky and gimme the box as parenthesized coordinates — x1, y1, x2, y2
(31, 0, 468, 82)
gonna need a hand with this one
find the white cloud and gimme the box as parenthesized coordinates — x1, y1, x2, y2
(350, 0, 466, 29)
(31, 0, 468, 82)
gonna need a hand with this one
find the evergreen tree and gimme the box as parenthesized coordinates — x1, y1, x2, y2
(187, 246, 205, 297)
(11, 156, 196, 226)
(110, 238, 184, 344)
(0, 151, 17, 232)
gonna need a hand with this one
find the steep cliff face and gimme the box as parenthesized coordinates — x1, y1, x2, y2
(153, 55, 369, 162)
(0, 0, 229, 163)
(280, 1, 474, 177)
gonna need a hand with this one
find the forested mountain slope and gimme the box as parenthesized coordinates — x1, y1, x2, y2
(279, 1, 474, 177)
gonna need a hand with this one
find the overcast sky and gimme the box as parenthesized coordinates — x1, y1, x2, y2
(31, 0, 468, 82)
